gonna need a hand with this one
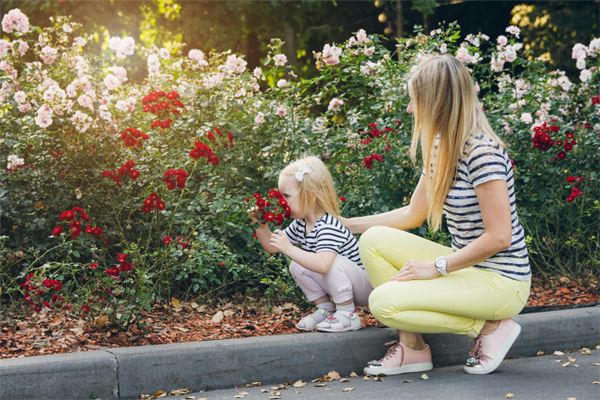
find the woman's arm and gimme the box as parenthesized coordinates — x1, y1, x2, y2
(393, 179, 513, 281)
(342, 174, 429, 234)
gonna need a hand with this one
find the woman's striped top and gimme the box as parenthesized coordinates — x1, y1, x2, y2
(443, 133, 531, 281)
(283, 213, 363, 269)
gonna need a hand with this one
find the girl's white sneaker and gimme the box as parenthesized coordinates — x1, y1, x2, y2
(316, 310, 362, 332)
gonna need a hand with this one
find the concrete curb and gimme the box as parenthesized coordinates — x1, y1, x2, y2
(0, 307, 598, 400)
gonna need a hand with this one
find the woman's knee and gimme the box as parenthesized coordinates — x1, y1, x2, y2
(368, 283, 404, 321)
(359, 226, 392, 252)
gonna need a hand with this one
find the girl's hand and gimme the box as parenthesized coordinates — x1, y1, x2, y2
(390, 260, 440, 282)
(269, 229, 292, 254)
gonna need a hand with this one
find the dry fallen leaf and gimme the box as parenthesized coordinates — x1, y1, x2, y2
(554, 351, 566, 356)
(421, 373, 429, 380)
(349, 371, 358, 377)
(580, 347, 591, 355)
(592, 381, 600, 385)
(315, 383, 328, 387)
(170, 297, 182, 312)
(245, 381, 262, 387)
(169, 388, 191, 395)
(562, 362, 571, 367)
(373, 376, 384, 382)
(342, 387, 354, 392)
(233, 391, 249, 399)
(327, 371, 341, 380)
(536, 350, 545, 356)
(566, 397, 576, 400)
(292, 380, 307, 388)
(211, 311, 224, 323)
(340, 378, 349, 383)
(152, 390, 167, 398)
(505, 393, 514, 399)
(91, 315, 109, 329)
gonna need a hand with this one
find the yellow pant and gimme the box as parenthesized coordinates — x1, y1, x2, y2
(359, 226, 531, 338)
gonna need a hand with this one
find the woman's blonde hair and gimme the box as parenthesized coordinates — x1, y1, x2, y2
(408, 54, 505, 231)
(279, 155, 341, 218)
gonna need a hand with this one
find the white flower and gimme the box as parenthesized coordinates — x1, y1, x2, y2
(98, 104, 112, 121)
(439, 43, 447, 54)
(223, 54, 247, 74)
(455, 46, 474, 64)
(505, 25, 520, 38)
(360, 61, 381, 76)
(348, 37, 357, 47)
(322, 44, 342, 65)
(253, 67, 262, 79)
(108, 36, 135, 59)
(62, 23, 73, 33)
(17, 102, 31, 113)
(580, 69, 592, 82)
(158, 47, 170, 59)
(589, 38, 600, 56)
(202, 73, 224, 89)
(497, 35, 508, 47)
(115, 100, 129, 112)
(147, 54, 160, 76)
(104, 74, 121, 91)
(520, 112, 532, 124)
(73, 36, 87, 47)
(77, 94, 94, 111)
(557, 75, 572, 92)
(70, 110, 92, 133)
(276, 79, 288, 88)
(363, 47, 374, 57)
(15, 39, 28, 56)
(356, 29, 369, 43)
(576, 58, 586, 70)
(327, 98, 344, 112)
(188, 49, 208, 66)
(35, 104, 53, 128)
(275, 106, 287, 117)
(40, 46, 58, 65)
(273, 53, 287, 67)
(7, 154, 24, 170)
(572, 43, 587, 60)
(491, 55, 505, 72)
(13, 91, 26, 103)
(503, 46, 517, 63)
(2, 9, 30, 34)
(0, 39, 10, 58)
(254, 112, 265, 126)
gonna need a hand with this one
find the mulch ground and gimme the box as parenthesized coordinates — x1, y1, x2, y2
(1, 274, 598, 360)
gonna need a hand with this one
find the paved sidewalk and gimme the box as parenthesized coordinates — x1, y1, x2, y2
(0, 307, 598, 399)
(172, 350, 600, 400)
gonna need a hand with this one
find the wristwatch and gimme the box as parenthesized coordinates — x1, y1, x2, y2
(434, 256, 449, 276)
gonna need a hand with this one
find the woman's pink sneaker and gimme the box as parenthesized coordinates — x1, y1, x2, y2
(464, 319, 521, 375)
(364, 341, 433, 376)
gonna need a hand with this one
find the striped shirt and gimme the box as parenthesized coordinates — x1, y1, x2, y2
(442, 133, 531, 281)
(283, 213, 363, 269)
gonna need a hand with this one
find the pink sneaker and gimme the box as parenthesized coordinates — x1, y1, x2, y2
(464, 319, 521, 375)
(364, 341, 433, 376)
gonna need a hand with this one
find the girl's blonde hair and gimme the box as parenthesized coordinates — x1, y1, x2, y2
(279, 155, 341, 218)
(408, 54, 505, 231)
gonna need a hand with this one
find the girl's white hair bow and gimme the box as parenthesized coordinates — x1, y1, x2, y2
(294, 166, 311, 182)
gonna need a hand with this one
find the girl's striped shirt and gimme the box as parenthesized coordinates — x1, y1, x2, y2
(442, 133, 531, 281)
(283, 213, 363, 269)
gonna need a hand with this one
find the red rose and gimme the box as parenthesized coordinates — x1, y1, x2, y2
(52, 226, 63, 236)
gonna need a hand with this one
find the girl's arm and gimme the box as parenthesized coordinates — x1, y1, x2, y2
(393, 179, 513, 281)
(255, 223, 279, 254)
(342, 174, 429, 234)
(269, 230, 336, 274)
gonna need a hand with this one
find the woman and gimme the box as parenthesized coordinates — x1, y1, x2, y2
(343, 55, 531, 375)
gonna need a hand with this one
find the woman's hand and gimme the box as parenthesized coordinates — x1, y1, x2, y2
(390, 259, 440, 282)
(269, 229, 293, 254)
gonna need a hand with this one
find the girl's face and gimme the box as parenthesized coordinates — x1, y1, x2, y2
(278, 176, 303, 219)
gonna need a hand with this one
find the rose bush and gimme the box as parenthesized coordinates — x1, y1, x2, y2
(1, 11, 598, 326)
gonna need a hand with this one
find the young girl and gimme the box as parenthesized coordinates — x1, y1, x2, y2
(252, 156, 372, 332)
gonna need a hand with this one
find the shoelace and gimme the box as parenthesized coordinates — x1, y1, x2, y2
(466, 337, 486, 367)
(367, 340, 404, 367)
